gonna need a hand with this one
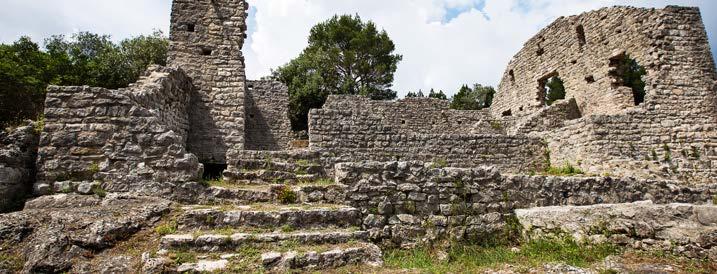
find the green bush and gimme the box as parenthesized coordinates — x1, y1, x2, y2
(155, 221, 178, 236)
(275, 186, 298, 204)
(545, 162, 584, 176)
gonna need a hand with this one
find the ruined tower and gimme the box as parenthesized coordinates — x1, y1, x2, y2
(168, 0, 249, 168)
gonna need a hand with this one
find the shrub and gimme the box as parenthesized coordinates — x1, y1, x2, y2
(33, 115, 44, 134)
(545, 162, 584, 176)
(431, 159, 448, 169)
(93, 185, 107, 198)
(155, 221, 178, 236)
(275, 186, 297, 204)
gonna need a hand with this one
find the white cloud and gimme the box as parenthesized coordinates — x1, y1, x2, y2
(245, 0, 717, 97)
(1, 0, 715, 98)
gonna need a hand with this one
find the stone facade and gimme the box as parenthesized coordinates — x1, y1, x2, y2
(517, 201, 717, 260)
(0, 123, 39, 212)
(244, 79, 292, 151)
(336, 161, 716, 247)
(491, 6, 717, 183)
(309, 96, 542, 173)
(168, 0, 249, 165)
(35, 66, 201, 193)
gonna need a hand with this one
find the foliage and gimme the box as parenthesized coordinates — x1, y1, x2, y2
(614, 54, 647, 105)
(544, 76, 566, 106)
(93, 185, 108, 198)
(428, 88, 448, 100)
(275, 14, 402, 130)
(450, 84, 495, 110)
(0, 37, 54, 128)
(384, 236, 619, 272)
(155, 221, 178, 236)
(430, 159, 448, 169)
(274, 185, 298, 204)
(33, 115, 45, 134)
(170, 251, 196, 265)
(545, 162, 584, 176)
(406, 90, 426, 98)
(0, 31, 168, 128)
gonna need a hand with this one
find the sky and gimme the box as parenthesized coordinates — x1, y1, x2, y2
(1, 0, 715, 98)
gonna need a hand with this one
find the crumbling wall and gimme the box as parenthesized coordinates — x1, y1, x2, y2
(168, 0, 249, 164)
(517, 201, 717, 260)
(336, 161, 716, 247)
(319, 96, 501, 135)
(492, 6, 717, 182)
(0, 123, 39, 212)
(309, 96, 541, 172)
(35, 66, 201, 194)
(493, 6, 715, 119)
(244, 80, 292, 151)
(508, 98, 581, 136)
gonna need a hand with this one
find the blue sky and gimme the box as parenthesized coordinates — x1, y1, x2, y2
(1, 0, 715, 97)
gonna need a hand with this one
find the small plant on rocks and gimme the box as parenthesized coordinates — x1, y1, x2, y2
(155, 221, 178, 236)
(274, 186, 297, 204)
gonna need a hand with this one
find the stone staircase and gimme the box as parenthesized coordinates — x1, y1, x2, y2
(223, 150, 327, 184)
(143, 152, 381, 272)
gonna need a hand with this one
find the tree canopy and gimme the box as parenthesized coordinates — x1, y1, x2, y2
(428, 89, 448, 100)
(543, 76, 566, 106)
(0, 31, 168, 128)
(275, 14, 403, 130)
(450, 84, 495, 110)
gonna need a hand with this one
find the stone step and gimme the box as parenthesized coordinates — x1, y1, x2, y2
(191, 183, 347, 205)
(223, 169, 322, 184)
(154, 242, 383, 273)
(235, 159, 325, 175)
(160, 228, 368, 252)
(261, 242, 383, 271)
(178, 204, 362, 230)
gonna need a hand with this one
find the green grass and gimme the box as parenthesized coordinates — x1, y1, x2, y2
(297, 177, 335, 186)
(384, 237, 619, 273)
(430, 159, 448, 169)
(273, 186, 298, 204)
(545, 162, 584, 176)
(33, 115, 44, 134)
(170, 250, 196, 265)
(92, 185, 107, 198)
(0, 252, 24, 272)
(155, 221, 178, 236)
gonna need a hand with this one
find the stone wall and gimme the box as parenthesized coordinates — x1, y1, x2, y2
(335, 161, 716, 247)
(244, 80, 292, 151)
(35, 66, 201, 194)
(492, 6, 716, 119)
(0, 123, 39, 212)
(507, 98, 581, 136)
(548, 110, 717, 183)
(318, 95, 501, 135)
(168, 0, 249, 165)
(309, 96, 543, 172)
(517, 201, 717, 260)
(491, 6, 717, 183)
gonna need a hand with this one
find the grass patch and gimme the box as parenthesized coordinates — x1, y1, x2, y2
(490, 120, 503, 131)
(545, 162, 584, 176)
(0, 252, 24, 272)
(273, 185, 298, 204)
(92, 185, 107, 198)
(155, 221, 178, 236)
(297, 177, 335, 186)
(33, 115, 44, 134)
(430, 159, 448, 169)
(169, 250, 196, 265)
(384, 237, 619, 273)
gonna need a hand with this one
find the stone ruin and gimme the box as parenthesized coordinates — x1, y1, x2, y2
(0, 1, 716, 273)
